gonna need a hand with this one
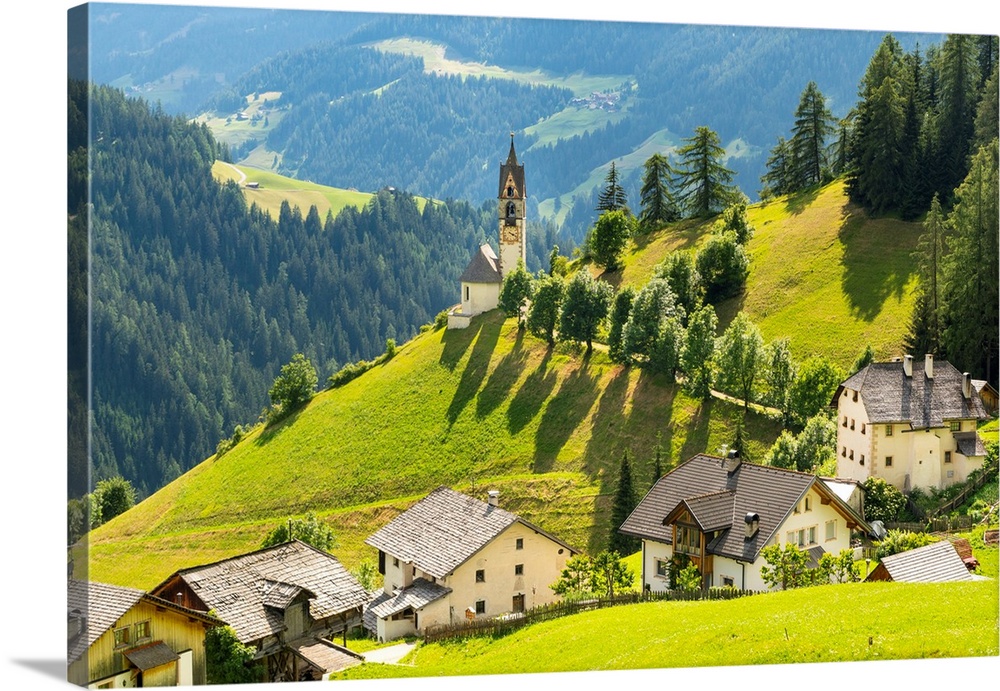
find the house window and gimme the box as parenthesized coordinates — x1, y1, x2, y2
(885, 456, 893, 467)
(804, 496, 812, 512)
(786, 531, 795, 545)
(825, 520, 837, 541)
(793, 502, 800, 514)
(949, 421, 961, 432)
(945, 451, 952, 464)
(515, 538, 523, 550)
(850, 419, 855, 430)
(464, 286, 469, 301)
(514, 564, 524, 576)
(655, 558, 669, 578)
(134, 620, 151, 642)
(393, 557, 399, 567)
(797, 529, 806, 547)
(475, 600, 486, 615)
(852, 391, 858, 402)
(885, 425, 893, 436)
(675, 525, 700, 555)
(861, 423, 866, 434)
(842, 416, 847, 427)
(722, 576, 735, 587)
(476, 569, 485, 583)
(947, 470, 955, 478)
(860, 454, 865, 466)
(849, 450, 854, 460)
(842, 446, 846, 457)
(113, 626, 131, 649)
(808, 526, 817, 545)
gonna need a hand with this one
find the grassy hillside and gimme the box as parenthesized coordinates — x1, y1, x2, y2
(83, 311, 782, 589)
(82, 178, 924, 591)
(614, 180, 921, 370)
(334, 579, 997, 678)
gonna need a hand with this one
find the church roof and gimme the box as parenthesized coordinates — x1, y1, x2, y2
(459, 244, 502, 284)
(498, 135, 525, 198)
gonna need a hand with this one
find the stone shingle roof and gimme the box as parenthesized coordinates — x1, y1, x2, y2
(954, 431, 987, 457)
(288, 637, 363, 674)
(363, 577, 452, 631)
(835, 359, 987, 427)
(67, 580, 220, 664)
(459, 244, 502, 284)
(870, 540, 974, 583)
(123, 642, 180, 671)
(366, 486, 576, 580)
(619, 454, 871, 563)
(155, 541, 370, 645)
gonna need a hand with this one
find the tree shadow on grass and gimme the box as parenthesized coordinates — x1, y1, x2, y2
(839, 203, 918, 322)
(679, 396, 715, 461)
(445, 316, 502, 427)
(439, 315, 485, 372)
(254, 406, 306, 448)
(580, 365, 631, 478)
(532, 357, 600, 474)
(476, 328, 526, 419)
(782, 186, 822, 216)
(506, 347, 557, 435)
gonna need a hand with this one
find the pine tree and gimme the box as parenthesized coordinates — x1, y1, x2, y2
(609, 451, 640, 555)
(905, 194, 946, 357)
(939, 141, 999, 382)
(639, 153, 678, 230)
(933, 34, 980, 201)
(760, 136, 795, 200)
(674, 126, 737, 217)
(597, 161, 629, 213)
(790, 81, 835, 188)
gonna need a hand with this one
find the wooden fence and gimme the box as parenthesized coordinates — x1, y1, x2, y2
(422, 588, 762, 644)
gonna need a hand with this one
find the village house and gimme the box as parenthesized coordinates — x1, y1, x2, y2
(363, 486, 578, 641)
(618, 453, 872, 592)
(67, 579, 222, 688)
(864, 539, 980, 583)
(149, 540, 368, 682)
(832, 354, 989, 492)
(448, 135, 527, 329)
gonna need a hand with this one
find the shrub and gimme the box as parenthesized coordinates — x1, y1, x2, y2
(874, 530, 936, 560)
(863, 477, 906, 523)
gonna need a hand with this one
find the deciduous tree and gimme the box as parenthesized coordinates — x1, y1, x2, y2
(714, 313, 764, 411)
(558, 271, 613, 352)
(499, 259, 534, 329)
(268, 353, 318, 413)
(261, 512, 337, 552)
(590, 209, 634, 271)
(681, 305, 717, 399)
(526, 273, 565, 346)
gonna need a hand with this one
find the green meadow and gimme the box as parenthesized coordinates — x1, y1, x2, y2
(334, 579, 997, 678)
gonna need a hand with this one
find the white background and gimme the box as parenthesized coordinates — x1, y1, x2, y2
(1, 1, 997, 690)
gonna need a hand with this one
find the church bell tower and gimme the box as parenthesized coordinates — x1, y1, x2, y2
(497, 133, 526, 278)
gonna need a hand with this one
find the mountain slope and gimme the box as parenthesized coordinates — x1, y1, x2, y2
(616, 180, 921, 369)
(82, 311, 783, 589)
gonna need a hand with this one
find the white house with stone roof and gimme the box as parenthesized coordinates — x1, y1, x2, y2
(619, 454, 872, 593)
(150, 540, 368, 682)
(448, 136, 527, 329)
(832, 354, 989, 492)
(363, 486, 577, 641)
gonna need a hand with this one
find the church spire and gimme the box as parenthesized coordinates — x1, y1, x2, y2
(506, 132, 518, 166)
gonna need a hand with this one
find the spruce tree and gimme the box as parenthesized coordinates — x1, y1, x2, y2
(905, 194, 946, 357)
(790, 81, 835, 188)
(675, 126, 737, 217)
(939, 141, 999, 382)
(639, 153, 678, 230)
(597, 161, 629, 213)
(609, 451, 640, 555)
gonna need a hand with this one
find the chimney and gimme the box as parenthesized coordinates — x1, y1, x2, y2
(963, 372, 972, 399)
(903, 355, 913, 377)
(724, 448, 741, 474)
(744, 512, 760, 540)
(487, 490, 499, 507)
(925, 354, 934, 379)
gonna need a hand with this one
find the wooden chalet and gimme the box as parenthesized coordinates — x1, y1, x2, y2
(150, 540, 369, 682)
(67, 579, 222, 687)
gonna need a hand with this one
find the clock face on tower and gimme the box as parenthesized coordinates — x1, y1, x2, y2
(501, 226, 520, 243)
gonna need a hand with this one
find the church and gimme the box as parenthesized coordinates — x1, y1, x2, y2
(447, 135, 527, 329)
